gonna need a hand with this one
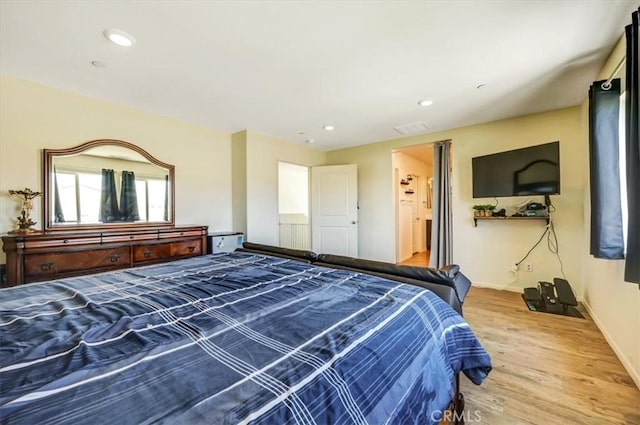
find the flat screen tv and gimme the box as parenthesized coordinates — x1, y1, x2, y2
(472, 141, 560, 198)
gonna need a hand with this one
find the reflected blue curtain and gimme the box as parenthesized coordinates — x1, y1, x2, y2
(588, 79, 624, 259)
(624, 8, 639, 284)
(119, 171, 140, 222)
(53, 167, 65, 223)
(99, 169, 119, 222)
(163, 175, 169, 221)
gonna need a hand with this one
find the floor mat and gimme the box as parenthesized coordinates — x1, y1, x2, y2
(521, 294, 585, 319)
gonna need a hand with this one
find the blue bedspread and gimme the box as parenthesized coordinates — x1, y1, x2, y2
(0, 252, 491, 424)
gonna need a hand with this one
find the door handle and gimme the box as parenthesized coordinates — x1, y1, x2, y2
(188, 246, 195, 253)
(110, 254, 120, 262)
(143, 250, 153, 258)
(351, 221, 357, 224)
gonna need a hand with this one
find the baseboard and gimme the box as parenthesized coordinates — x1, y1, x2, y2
(472, 281, 523, 293)
(581, 300, 640, 390)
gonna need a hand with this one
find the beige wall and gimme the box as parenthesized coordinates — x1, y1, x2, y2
(0, 76, 233, 264)
(231, 131, 248, 236)
(327, 107, 584, 297)
(580, 36, 640, 388)
(244, 131, 326, 245)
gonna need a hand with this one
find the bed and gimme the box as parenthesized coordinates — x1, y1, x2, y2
(0, 250, 491, 424)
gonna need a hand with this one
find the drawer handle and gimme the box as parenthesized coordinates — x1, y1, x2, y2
(110, 254, 120, 262)
(143, 250, 153, 259)
(188, 246, 195, 253)
(40, 262, 54, 271)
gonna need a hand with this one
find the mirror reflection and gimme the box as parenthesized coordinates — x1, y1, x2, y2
(46, 142, 173, 228)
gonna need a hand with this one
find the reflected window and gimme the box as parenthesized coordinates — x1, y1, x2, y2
(131, 177, 167, 222)
(147, 179, 167, 222)
(56, 172, 78, 222)
(78, 173, 102, 223)
(56, 171, 102, 223)
(135, 180, 147, 221)
(55, 171, 167, 224)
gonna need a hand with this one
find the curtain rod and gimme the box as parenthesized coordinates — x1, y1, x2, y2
(601, 56, 627, 90)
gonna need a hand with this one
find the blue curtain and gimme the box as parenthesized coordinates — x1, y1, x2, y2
(588, 79, 624, 259)
(99, 169, 119, 222)
(119, 171, 140, 222)
(624, 8, 639, 284)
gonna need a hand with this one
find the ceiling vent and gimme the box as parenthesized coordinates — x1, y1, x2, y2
(393, 121, 431, 135)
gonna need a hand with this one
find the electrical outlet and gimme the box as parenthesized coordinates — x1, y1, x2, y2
(525, 263, 533, 272)
(510, 261, 519, 273)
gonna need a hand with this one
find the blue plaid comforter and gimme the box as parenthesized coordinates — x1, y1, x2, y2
(0, 252, 491, 424)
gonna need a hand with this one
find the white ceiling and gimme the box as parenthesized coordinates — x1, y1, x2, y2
(1, 1, 637, 151)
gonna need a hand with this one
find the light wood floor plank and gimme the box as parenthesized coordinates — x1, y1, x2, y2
(459, 287, 640, 425)
(400, 250, 430, 267)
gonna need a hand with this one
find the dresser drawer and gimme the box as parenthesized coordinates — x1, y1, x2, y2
(133, 239, 202, 263)
(133, 243, 172, 263)
(24, 246, 131, 279)
(171, 239, 202, 257)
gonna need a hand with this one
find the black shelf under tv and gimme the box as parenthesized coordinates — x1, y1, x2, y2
(473, 216, 549, 227)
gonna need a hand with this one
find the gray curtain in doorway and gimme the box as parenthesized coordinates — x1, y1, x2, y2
(429, 140, 452, 268)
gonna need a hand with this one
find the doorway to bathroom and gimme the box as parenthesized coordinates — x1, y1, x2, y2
(393, 144, 434, 267)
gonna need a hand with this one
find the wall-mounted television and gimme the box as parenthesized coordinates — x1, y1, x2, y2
(472, 141, 560, 198)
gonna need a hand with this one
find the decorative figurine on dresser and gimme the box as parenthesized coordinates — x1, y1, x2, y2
(1, 139, 208, 286)
(8, 188, 42, 233)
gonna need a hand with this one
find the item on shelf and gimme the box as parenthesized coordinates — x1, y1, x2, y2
(492, 208, 506, 217)
(472, 204, 496, 217)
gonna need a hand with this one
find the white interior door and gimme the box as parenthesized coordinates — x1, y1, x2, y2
(411, 197, 419, 254)
(399, 200, 413, 261)
(311, 165, 358, 257)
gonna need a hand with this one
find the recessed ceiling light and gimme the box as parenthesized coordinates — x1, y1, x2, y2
(103, 29, 136, 47)
(323, 125, 335, 131)
(305, 138, 315, 144)
(418, 99, 433, 107)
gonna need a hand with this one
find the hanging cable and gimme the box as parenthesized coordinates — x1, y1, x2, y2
(514, 197, 566, 279)
(546, 215, 567, 280)
(516, 225, 549, 266)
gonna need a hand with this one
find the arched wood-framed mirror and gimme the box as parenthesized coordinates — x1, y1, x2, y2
(43, 139, 175, 231)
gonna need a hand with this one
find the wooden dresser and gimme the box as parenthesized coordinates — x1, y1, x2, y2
(1, 225, 208, 286)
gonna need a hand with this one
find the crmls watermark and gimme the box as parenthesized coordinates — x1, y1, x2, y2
(431, 409, 483, 423)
